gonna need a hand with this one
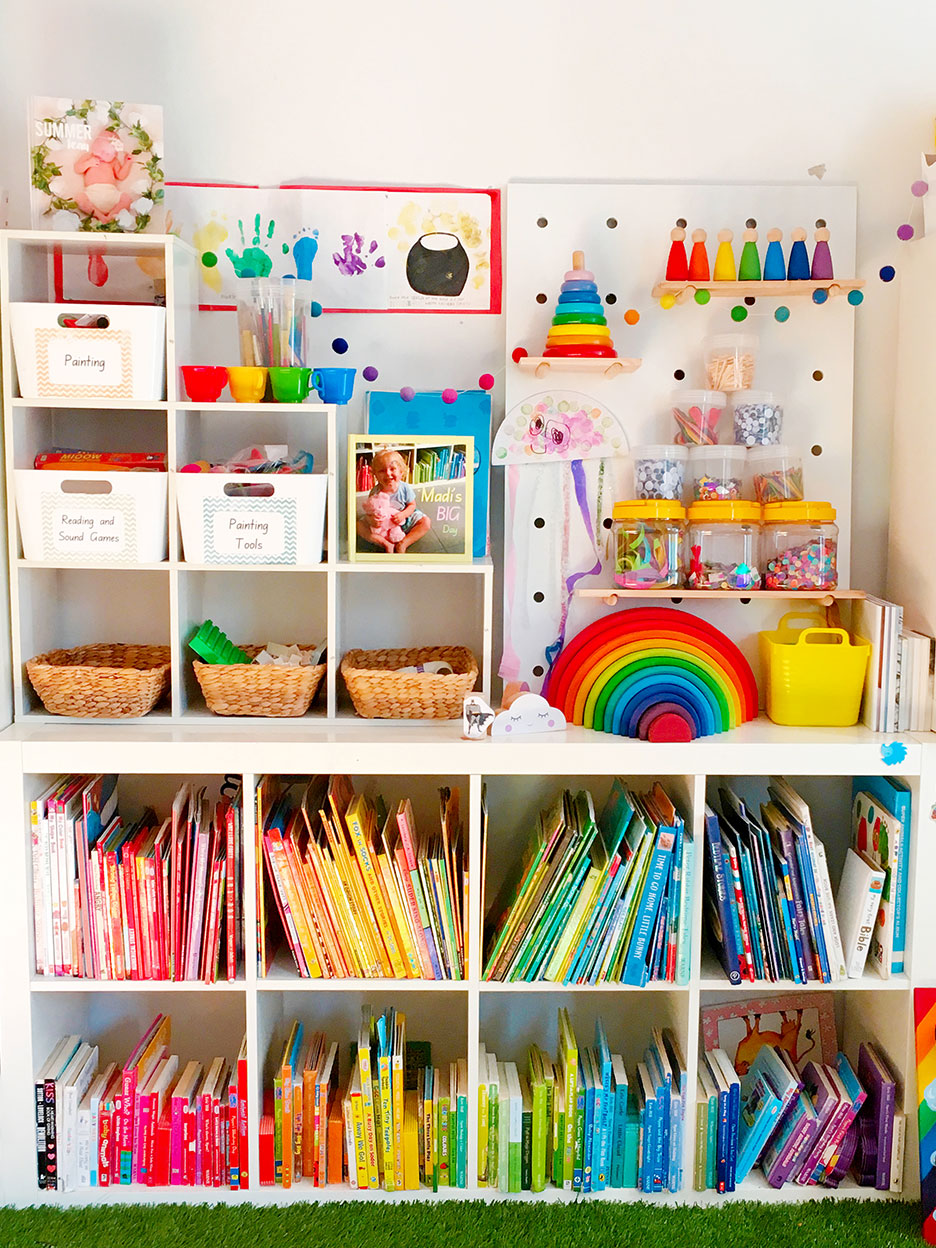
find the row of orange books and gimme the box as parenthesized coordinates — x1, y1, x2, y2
(31, 777, 243, 982)
(257, 776, 466, 979)
(34, 1014, 248, 1192)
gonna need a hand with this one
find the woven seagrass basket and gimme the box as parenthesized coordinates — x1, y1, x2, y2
(340, 645, 478, 719)
(26, 643, 171, 718)
(193, 644, 326, 717)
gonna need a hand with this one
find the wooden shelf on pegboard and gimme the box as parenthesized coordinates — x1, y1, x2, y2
(651, 278, 865, 302)
(515, 356, 642, 379)
(577, 587, 866, 604)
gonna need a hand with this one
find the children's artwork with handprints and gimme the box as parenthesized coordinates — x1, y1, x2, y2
(166, 183, 500, 310)
(333, 233, 386, 276)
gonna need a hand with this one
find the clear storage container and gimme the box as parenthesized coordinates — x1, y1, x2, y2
(762, 501, 838, 590)
(750, 445, 804, 504)
(732, 389, 783, 446)
(703, 333, 758, 392)
(687, 501, 762, 590)
(612, 500, 686, 588)
(632, 444, 688, 500)
(671, 389, 726, 445)
(688, 444, 748, 501)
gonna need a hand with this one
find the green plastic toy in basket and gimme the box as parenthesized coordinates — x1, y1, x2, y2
(189, 619, 251, 666)
(759, 610, 871, 726)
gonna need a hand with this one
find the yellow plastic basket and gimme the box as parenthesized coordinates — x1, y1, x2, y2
(759, 611, 871, 726)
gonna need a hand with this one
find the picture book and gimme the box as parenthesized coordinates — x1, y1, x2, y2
(367, 389, 491, 558)
(348, 434, 474, 562)
(852, 775, 911, 973)
(851, 790, 903, 979)
(29, 98, 165, 232)
(835, 848, 885, 979)
(700, 992, 838, 1074)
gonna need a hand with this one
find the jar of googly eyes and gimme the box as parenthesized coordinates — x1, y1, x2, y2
(632, 444, 688, 500)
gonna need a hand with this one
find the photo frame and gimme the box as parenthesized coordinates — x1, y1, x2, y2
(348, 434, 473, 563)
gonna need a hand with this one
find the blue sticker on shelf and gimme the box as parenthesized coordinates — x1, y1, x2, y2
(881, 741, 908, 766)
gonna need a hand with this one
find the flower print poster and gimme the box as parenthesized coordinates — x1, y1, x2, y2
(29, 98, 165, 232)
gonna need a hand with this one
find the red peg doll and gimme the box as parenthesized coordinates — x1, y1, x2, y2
(688, 228, 710, 282)
(665, 226, 689, 281)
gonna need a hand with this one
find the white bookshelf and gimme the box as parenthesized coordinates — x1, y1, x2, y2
(0, 719, 927, 1207)
(0, 231, 494, 724)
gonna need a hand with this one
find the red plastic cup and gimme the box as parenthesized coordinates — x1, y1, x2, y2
(181, 365, 228, 402)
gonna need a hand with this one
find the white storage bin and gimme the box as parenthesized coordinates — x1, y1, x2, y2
(176, 473, 327, 565)
(14, 470, 168, 563)
(10, 302, 166, 400)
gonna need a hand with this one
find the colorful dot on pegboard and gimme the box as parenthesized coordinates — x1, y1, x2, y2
(694, 289, 711, 305)
(201, 251, 218, 268)
(660, 294, 676, 310)
(912, 179, 929, 197)
(441, 388, 458, 404)
(812, 288, 828, 305)
(362, 365, 379, 382)
(847, 289, 864, 306)
(730, 305, 748, 322)
(897, 224, 915, 241)
(775, 306, 790, 323)
(511, 346, 528, 363)
(311, 301, 323, 317)
(400, 386, 415, 402)
(880, 265, 896, 282)
(478, 373, 495, 391)
(331, 337, 349, 354)
(623, 308, 640, 325)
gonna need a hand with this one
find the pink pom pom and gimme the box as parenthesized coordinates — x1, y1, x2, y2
(479, 373, 495, 391)
(400, 386, 415, 402)
(442, 388, 458, 404)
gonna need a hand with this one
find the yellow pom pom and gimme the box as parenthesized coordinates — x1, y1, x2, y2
(660, 294, 676, 310)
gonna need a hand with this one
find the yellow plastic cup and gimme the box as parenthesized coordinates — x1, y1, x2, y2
(227, 366, 268, 404)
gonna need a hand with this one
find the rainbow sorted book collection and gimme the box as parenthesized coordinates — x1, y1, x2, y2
(33, 1015, 248, 1192)
(479, 1012, 685, 1194)
(703, 776, 910, 986)
(260, 1005, 467, 1190)
(696, 997, 902, 1194)
(257, 776, 466, 980)
(483, 781, 693, 986)
(30, 777, 243, 982)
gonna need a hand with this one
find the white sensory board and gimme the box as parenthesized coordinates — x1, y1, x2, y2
(502, 183, 858, 693)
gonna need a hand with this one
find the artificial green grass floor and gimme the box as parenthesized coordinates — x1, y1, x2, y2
(0, 1200, 924, 1248)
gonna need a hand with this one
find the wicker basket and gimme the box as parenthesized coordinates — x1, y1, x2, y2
(26, 643, 171, 718)
(340, 645, 478, 720)
(193, 645, 326, 717)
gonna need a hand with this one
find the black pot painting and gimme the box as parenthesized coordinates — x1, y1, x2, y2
(405, 232, 470, 297)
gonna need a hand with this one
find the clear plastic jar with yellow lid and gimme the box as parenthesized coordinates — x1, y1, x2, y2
(763, 501, 838, 590)
(612, 500, 686, 589)
(687, 501, 762, 590)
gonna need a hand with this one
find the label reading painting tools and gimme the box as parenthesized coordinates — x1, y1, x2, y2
(201, 497, 297, 564)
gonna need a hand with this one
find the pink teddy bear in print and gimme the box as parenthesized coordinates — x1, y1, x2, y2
(73, 132, 137, 223)
(362, 491, 405, 544)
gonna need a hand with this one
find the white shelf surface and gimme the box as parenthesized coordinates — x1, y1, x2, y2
(30, 976, 246, 993)
(11, 397, 170, 410)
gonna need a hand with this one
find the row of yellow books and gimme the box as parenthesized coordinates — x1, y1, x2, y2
(257, 776, 466, 979)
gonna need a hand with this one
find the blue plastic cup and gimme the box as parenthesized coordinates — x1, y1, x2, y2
(311, 367, 356, 404)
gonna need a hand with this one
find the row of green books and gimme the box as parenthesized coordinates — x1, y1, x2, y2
(479, 1011, 686, 1193)
(483, 781, 692, 986)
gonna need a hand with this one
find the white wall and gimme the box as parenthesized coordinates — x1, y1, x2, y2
(2, 0, 934, 591)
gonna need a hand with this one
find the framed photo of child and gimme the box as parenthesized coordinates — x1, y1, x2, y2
(348, 434, 474, 562)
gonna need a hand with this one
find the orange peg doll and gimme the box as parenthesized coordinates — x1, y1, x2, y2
(688, 228, 710, 282)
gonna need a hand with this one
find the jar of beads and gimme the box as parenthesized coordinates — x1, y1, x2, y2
(688, 444, 748, 501)
(732, 389, 784, 446)
(671, 390, 726, 445)
(612, 500, 685, 589)
(703, 333, 758, 392)
(632, 444, 688, 500)
(749, 445, 804, 504)
(687, 502, 762, 590)
(762, 501, 838, 590)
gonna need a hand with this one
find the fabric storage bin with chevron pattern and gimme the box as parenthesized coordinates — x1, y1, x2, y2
(175, 472, 327, 565)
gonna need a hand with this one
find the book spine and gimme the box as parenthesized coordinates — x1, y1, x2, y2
(98, 1106, 112, 1188)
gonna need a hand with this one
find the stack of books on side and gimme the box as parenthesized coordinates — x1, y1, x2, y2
(34, 1015, 248, 1192)
(260, 1006, 467, 1190)
(703, 777, 910, 987)
(30, 777, 244, 983)
(257, 777, 465, 980)
(853, 596, 933, 731)
(483, 780, 693, 986)
(695, 1035, 902, 1194)
(479, 1012, 686, 1194)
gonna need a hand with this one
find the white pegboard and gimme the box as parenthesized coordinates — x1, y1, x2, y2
(501, 182, 858, 692)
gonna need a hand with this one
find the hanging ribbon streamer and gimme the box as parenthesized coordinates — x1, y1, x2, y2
(498, 463, 523, 681)
(545, 458, 602, 675)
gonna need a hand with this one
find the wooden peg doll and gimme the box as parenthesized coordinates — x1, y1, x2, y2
(665, 227, 689, 281)
(738, 227, 762, 282)
(787, 226, 810, 280)
(713, 228, 736, 281)
(688, 228, 710, 281)
(811, 226, 834, 280)
(763, 228, 786, 280)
